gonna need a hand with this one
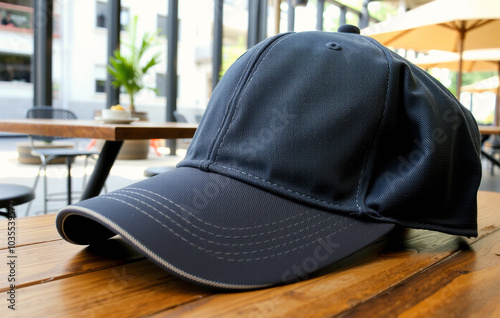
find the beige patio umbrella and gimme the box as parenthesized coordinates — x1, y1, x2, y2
(362, 0, 500, 97)
(412, 49, 500, 124)
(413, 50, 500, 73)
(463, 76, 500, 124)
(462, 76, 499, 94)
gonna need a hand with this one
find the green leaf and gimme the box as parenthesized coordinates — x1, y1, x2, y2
(106, 15, 162, 110)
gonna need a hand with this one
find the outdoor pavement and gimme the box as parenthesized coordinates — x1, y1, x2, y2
(1, 136, 499, 218)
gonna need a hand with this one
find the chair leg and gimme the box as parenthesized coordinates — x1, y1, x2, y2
(67, 156, 73, 205)
(491, 151, 497, 176)
(26, 164, 43, 216)
(8, 204, 16, 218)
(42, 160, 48, 214)
(82, 155, 89, 193)
(0, 205, 16, 219)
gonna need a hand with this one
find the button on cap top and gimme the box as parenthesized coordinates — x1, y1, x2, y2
(337, 24, 360, 34)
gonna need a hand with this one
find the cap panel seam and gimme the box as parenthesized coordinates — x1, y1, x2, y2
(354, 35, 392, 215)
(213, 163, 341, 208)
(204, 42, 265, 162)
(213, 34, 293, 163)
(357, 36, 479, 236)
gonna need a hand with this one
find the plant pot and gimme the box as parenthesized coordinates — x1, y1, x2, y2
(17, 141, 75, 165)
(293, 0, 308, 7)
(94, 110, 150, 160)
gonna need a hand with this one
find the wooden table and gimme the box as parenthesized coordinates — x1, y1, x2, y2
(479, 125, 500, 135)
(0, 191, 499, 317)
(0, 119, 197, 200)
(479, 125, 500, 169)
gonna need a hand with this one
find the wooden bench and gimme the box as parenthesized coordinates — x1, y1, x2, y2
(1, 191, 499, 317)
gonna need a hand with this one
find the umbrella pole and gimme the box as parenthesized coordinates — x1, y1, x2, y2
(496, 62, 500, 126)
(457, 51, 463, 98)
(456, 22, 465, 99)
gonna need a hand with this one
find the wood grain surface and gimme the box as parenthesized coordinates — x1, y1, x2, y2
(0, 191, 498, 317)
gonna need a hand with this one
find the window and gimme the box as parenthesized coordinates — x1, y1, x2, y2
(1, 0, 31, 6)
(96, 1, 129, 31)
(120, 8, 129, 31)
(157, 15, 166, 37)
(96, 2, 106, 28)
(96, 79, 127, 94)
(156, 74, 180, 97)
(0, 53, 31, 82)
(1, 7, 32, 29)
(95, 79, 105, 93)
(156, 73, 166, 97)
(157, 15, 181, 41)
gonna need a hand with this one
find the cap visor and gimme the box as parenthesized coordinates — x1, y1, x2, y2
(56, 167, 395, 290)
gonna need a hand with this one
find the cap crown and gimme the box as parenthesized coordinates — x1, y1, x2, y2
(179, 31, 481, 236)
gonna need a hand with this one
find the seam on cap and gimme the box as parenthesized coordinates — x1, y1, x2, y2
(214, 164, 341, 208)
(59, 209, 272, 290)
(205, 42, 265, 162)
(106, 190, 342, 248)
(216, 220, 356, 262)
(355, 36, 479, 236)
(109, 189, 326, 240)
(98, 194, 354, 262)
(354, 35, 391, 215)
(213, 34, 293, 163)
(126, 187, 316, 231)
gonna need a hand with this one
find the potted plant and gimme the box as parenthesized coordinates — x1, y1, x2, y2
(103, 16, 162, 159)
(107, 15, 161, 113)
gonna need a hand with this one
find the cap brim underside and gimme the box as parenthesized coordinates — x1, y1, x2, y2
(56, 167, 395, 290)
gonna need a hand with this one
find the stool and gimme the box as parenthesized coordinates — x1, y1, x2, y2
(0, 184, 35, 218)
(143, 166, 175, 178)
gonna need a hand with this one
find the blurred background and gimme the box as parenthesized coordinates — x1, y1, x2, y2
(1, 0, 494, 124)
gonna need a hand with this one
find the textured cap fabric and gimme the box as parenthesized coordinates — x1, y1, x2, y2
(56, 28, 481, 290)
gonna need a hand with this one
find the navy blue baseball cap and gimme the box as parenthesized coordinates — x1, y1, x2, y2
(56, 26, 482, 290)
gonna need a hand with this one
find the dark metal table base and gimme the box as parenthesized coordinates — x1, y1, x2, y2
(481, 150, 500, 168)
(80, 140, 124, 201)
